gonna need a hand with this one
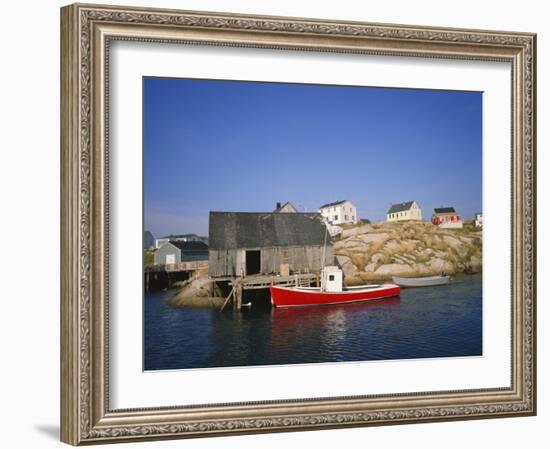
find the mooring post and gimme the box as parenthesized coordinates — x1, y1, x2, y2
(237, 284, 243, 310)
(233, 280, 242, 310)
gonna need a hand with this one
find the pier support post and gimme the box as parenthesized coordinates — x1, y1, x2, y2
(236, 284, 243, 310)
(232, 280, 243, 310)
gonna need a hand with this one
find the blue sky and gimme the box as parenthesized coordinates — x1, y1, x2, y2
(144, 77, 482, 237)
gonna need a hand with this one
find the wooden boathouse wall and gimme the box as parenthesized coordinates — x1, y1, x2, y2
(208, 245, 334, 278)
(208, 211, 334, 279)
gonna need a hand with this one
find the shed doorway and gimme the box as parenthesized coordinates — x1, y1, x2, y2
(245, 250, 261, 275)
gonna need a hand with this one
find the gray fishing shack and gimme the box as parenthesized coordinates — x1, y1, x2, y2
(154, 240, 209, 265)
(208, 212, 333, 278)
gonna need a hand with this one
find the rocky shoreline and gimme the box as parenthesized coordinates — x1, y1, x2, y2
(168, 272, 225, 308)
(334, 221, 482, 284)
(167, 221, 482, 307)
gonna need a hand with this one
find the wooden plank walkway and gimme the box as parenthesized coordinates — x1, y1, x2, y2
(145, 260, 208, 273)
(234, 273, 319, 290)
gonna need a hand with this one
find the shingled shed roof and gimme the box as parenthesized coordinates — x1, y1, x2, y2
(387, 201, 415, 214)
(434, 207, 456, 214)
(169, 241, 208, 251)
(209, 212, 328, 250)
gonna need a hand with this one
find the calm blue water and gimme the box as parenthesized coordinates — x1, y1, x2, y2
(144, 274, 482, 370)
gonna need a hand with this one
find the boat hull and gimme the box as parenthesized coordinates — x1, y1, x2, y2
(392, 275, 450, 287)
(270, 284, 400, 308)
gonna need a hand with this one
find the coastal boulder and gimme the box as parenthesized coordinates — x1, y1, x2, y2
(341, 224, 372, 238)
(169, 277, 224, 308)
(336, 254, 357, 276)
(375, 263, 411, 276)
(333, 220, 483, 281)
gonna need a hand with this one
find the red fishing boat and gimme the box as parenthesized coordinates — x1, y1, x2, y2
(270, 266, 400, 308)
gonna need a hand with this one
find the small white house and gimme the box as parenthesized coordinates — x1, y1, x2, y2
(386, 201, 422, 222)
(318, 200, 358, 225)
(475, 212, 483, 228)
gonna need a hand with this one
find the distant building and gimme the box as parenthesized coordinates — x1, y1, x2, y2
(208, 212, 333, 278)
(475, 212, 483, 228)
(155, 233, 208, 249)
(318, 200, 357, 225)
(432, 207, 463, 229)
(327, 225, 343, 237)
(154, 241, 209, 265)
(387, 201, 422, 222)
(154, 238, 170, 249)
(274, 201, 298, 213)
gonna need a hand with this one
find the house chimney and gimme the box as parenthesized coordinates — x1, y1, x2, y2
(276, 202, 281, 210)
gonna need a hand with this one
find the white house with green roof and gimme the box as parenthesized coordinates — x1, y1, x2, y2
(386, 201, 422, 222)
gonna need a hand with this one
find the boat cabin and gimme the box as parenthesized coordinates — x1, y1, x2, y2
(321, 266, 343, 292)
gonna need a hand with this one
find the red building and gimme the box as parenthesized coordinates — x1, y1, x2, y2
(432, 207, 463, 228)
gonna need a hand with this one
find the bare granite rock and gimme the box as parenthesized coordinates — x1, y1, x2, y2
(334, 220, 482, 284)
(169, 277, 221, 308)
(336, 254, 357, 276)
(341, 224, 373, 238)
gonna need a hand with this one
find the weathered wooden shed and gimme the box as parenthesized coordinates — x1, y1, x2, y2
(208, 212, 333, 278)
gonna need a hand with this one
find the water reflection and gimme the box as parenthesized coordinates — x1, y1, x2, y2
(144, 274, 481, 370)
(268, 299, 401, 363)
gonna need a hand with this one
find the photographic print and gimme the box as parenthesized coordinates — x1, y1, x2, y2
(143, 78, 483, 371)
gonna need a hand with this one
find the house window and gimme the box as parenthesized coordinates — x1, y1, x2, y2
(344, 215, 348, 221)
(329, 275, 335, 281)
(334, 215, 338, 221)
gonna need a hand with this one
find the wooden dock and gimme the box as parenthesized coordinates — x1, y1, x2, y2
(145, 260, 208, 273)
(220, 273, 319, 311)
(144, 261, 208, 291)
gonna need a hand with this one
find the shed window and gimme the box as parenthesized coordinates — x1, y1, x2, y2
(329, 274, 335, 281)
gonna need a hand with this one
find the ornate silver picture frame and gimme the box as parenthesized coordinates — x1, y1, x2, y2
(60, 3, 536, 445)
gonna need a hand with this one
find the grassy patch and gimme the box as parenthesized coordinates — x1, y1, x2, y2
(144, 250, 155, 267)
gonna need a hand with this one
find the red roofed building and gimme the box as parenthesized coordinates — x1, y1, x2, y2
(431, 207, 463, 229)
